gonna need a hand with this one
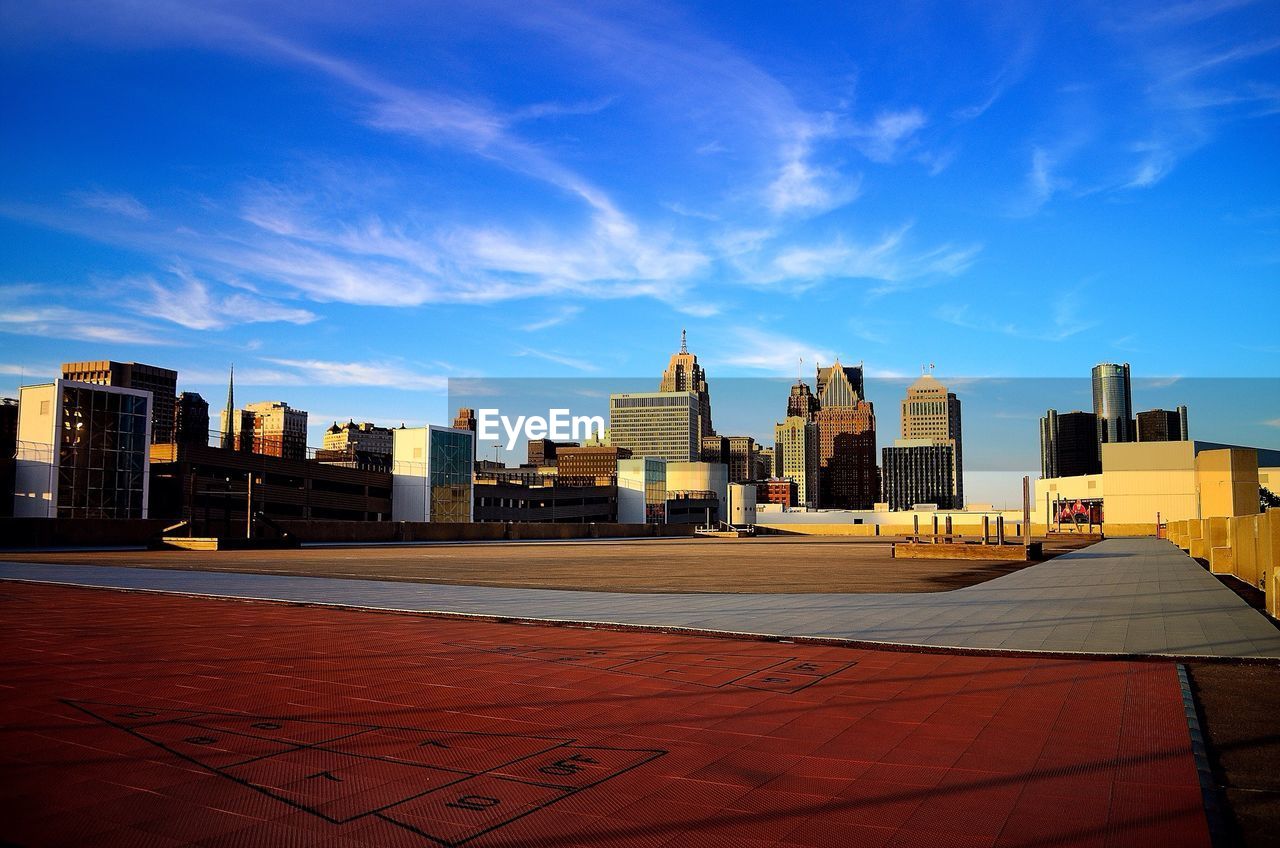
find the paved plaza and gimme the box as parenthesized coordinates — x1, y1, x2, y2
(2, 538, 1278, 658)
(1, 582, 1212, 848)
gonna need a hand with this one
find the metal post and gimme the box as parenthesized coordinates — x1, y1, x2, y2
(996, 515, 1004, 545)
(931, 514, 939, 541)
(1022, 476, 1031, 554)
(246, 473, 253, 539)
(982, 515, 990, 545)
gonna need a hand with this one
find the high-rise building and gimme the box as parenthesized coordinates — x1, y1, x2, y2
(896, 373, 963, 507)
(774, 415, 818, 508)
(882, 440, 958, 510)
(174, 392, 209, 447)
(725, 436, 757, 483)
(659, 330, 713, 436)
(391, 426, 474, 522)
(61, 360, 177, 444)
(786, 380, 820, 420)
(13, 380, 151, 518)
(755, 446, 775, 480)
(700, 435, 729, 466)
(609, 391, 701, 461)
(816, 361, 864, 407)
(814, 359, 878, 509)
(1092, 362, 1134, 444)
(1040, 409, 1102, 478)
(221, 401, 309, 461)
(1137, 407, 1189, 442)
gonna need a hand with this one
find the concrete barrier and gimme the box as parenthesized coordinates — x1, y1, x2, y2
(1100, 523, 1159, 537)
(0, 518, 170, 548)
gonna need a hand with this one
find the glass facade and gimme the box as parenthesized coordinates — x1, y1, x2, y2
(643, 457, 666, 523)
(56, 385, 149, 518)
(1092, 363, 1133, 444)
(429, 428, 473, 522)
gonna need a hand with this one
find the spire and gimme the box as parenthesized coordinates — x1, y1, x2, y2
(220, 365, 235, 450)
(680, 328, 687, 354)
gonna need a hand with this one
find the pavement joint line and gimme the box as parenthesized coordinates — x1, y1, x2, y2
(3, 574, 1277, 666)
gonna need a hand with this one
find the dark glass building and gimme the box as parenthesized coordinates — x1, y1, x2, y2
(1040, 409, 1102, 478)
(882, 442, 958, 510)
(1137, 407, 1189, 442)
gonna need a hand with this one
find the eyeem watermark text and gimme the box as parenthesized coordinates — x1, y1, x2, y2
(476, 408, 605, 451)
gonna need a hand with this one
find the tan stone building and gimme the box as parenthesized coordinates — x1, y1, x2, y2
(659, 330, 713, 436)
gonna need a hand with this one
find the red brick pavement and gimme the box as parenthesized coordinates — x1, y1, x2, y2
(0, 582, 1210, 847)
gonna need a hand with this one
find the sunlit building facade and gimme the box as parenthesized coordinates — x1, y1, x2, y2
(391, 425, 475, 522)
(14, 380, 151, 519)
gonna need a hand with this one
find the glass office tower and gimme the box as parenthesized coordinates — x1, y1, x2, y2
(1092, 363, 1134, 444)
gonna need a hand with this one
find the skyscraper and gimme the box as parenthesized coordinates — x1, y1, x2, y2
(1137, 407, 1189, 442)
(786, 380, 820, 420)
(893, 373, 964, 508)
(174, 392, 210, 447)
(1092, 362, 1134, 444)
(881, 441, 957, 510)
(61, 360, 177, 444)
(659, 330, 714, 437)
(1040, 409, 1102, 478)
(813, 359, 878, 509)
(609, 392, 701, 461)
(774, 415, 818, 508)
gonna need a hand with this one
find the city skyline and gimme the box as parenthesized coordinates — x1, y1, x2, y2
(3, 1, 1279, 424)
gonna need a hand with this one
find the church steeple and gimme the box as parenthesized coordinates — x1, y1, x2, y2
(219, 365, 236, 450)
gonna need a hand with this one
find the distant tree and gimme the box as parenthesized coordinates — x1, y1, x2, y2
(1262, 487, 1280, 510)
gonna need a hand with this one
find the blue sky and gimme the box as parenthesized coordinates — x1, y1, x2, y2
(2, 0, 1278, 482)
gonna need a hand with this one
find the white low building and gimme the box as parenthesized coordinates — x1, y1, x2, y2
(391, 426, 475, 522)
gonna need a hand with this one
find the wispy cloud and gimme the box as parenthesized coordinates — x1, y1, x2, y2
(713, 327, 835, 375)
(132, 267, 318, 330)
(936, 288, 1097, 342)
(0, 283, 178, 345)
(521, 305, 583, 332)
(1264, 417, 1280, 428)
(261, 358, 448, 391)
(512, 347, 600, 373)
(850, 109, 927, 164)
(69, 188, 150, 220)
(736, 223, 980, 292)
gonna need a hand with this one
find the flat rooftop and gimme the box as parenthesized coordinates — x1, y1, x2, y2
(0, 535, 1087, 594)
(1, 582, 1235, 848)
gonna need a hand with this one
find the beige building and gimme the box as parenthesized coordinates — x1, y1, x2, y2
(897, 373, 963, 507)
(323, 420, 393, 456)
(774, 415, 818, 508)
(1035, 440, 1276, 528)
(659, 330, 713, 436)
(609, 391, 701, 461)
(221, 400, 309, 461)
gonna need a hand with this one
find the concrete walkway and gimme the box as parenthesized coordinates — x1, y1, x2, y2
(2, 537, 1278, 659)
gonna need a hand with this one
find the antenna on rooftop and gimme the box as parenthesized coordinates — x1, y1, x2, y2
(680, 328, 687, 354)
